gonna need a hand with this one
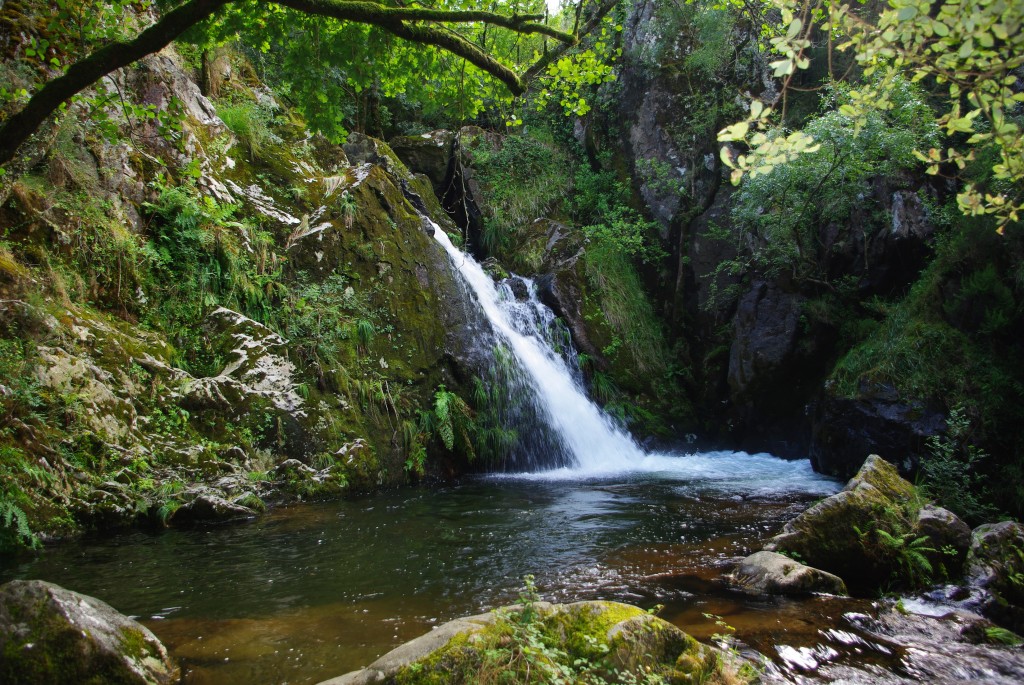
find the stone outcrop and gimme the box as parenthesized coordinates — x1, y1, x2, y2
(730, 551, 848, 596)
(964, 521, 1024, 631)
(810, 382, 945, 479)
(0, 580, 178, 685)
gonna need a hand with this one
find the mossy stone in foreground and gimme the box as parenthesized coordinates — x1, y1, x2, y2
(321, 600, 750, 685)
(0, 579, 178, 685)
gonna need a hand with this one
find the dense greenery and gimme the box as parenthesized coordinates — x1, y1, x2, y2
(0, 0, 1021, 548)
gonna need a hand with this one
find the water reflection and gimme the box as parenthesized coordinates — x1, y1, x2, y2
(2, 463, 848, 684)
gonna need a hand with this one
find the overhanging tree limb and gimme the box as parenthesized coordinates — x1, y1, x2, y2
(0, 0, 231, 168)
(522, 0, 616, 82)
(0, 0, 597, 167)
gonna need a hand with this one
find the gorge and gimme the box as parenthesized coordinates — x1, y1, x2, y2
(1, 0, 1023, 683)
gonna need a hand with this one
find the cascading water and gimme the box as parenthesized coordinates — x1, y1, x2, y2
(432, 224, 647, 472)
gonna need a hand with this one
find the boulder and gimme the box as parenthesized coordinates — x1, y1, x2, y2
(0, 579, 178, 685)
(388, 130, 456, 192)
(317, 600, 739, 685)
(766, 455, 921, 591)
(730, 551, 848, 596)
(913, 504, 973, 576)
(172, 494, 256, 524)
(964, 521, 1024, 631)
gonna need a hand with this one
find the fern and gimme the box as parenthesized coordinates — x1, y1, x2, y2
(0, 498, 38, 549)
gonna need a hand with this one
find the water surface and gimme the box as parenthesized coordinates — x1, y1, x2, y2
(1, 451, 852, 684)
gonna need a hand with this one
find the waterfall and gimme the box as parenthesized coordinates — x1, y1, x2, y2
(431, 225, 646, 472)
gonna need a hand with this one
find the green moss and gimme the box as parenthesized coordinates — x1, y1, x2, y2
(392, 601, 748, 685)
(116, 627, 153, 662)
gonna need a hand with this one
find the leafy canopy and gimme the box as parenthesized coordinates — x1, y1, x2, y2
(716, 0, 1024, 230)
(0, 0, 619, 168)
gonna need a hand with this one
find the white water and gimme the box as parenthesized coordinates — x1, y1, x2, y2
(433, 226, 644, 472)
(433, 225, 840, 495)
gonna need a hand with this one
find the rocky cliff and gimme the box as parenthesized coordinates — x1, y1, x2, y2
(0, 45, 494, 545)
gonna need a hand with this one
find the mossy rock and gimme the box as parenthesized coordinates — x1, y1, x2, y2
(766, 455, 923, 591)
(319, 600, 749, 685)
(965, 521, 1024, 631)
(0, 580, 179, 685)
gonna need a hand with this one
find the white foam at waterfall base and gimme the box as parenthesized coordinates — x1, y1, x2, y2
(505, 450, 841, 497)
(432, 225, 841, 497)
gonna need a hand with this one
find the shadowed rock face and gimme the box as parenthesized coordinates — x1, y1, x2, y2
(810, 382, 945, 479)
(0, 579, 179, 685)
(965, 521, 1024, 631)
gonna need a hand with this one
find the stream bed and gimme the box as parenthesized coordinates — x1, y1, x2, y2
(0, 449, 927, 685)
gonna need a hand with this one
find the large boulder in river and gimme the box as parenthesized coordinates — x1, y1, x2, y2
(964, 521, 1024, 631)
(0, 579, 178, 685)
(766, 455, 923, 591)
(318, 600, 744, 685)
(730, 551, 848, 596)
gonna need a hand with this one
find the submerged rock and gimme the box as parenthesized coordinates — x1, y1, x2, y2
(0, 579, 178, 685)
(731, 551, 848, 596)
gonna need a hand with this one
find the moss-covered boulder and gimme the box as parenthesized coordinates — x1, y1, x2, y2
(318, 600, 750, 685)
(389, 130, 456, 193)
(965, 521, 1024, 631)
(766, 455, 923, 591)
(730, 551, 849, 596)
(0, 579, 178, 685)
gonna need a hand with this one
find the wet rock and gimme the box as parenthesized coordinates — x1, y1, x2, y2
(318, 600, 734, 685)
(914, 504, 972, 576)
(505, 276, 530, 301)
(766, 455, 920, 591)
(0, 579, 179, 685)
(965, 521, 1024, 631)
(819, 602, 1024, 684)
(172, 494, 256, 524)
(810, 382, 945, 479)
(731, 551, 848, 596)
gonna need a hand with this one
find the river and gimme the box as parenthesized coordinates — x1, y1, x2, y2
(1, 452, 861, 684)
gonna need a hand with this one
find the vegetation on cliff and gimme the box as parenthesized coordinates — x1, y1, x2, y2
(1, 0, 1022, 553)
